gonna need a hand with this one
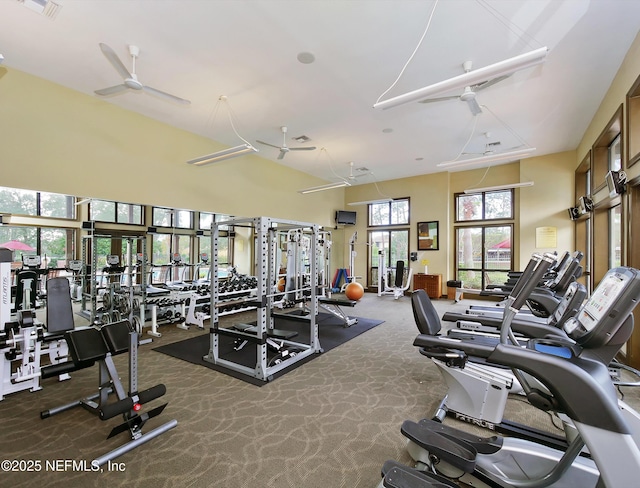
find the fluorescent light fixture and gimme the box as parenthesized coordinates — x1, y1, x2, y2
(464, 181, 534, 194)
(437, 147, 536, 169)
(186, 143, 258, 166)
(347, 198, 393, 206)
(298, 181, 351, 194)
(373, 47, 548, 110)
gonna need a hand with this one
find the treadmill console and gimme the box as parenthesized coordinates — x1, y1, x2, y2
(22, 255, 41, 268)
(563, 267, 640, 347)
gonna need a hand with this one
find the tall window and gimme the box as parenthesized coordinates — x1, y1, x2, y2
(610, 205, 622, 268)
(197, 213, 232, 267)
(609, 134, 621, 172)
(367, 198, 410, 288)
(455, 190, 514, 290)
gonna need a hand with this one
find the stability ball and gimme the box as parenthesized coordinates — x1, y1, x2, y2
(345, 281, 364, 301)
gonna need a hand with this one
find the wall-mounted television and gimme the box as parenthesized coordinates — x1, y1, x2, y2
(335, 210, 357, 225)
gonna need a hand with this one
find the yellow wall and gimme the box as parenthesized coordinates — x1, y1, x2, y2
(519, 151, 576, 268)
(0, 68, 344, 228)
(343, 155, 577, 293)
(577, 31, 640, 177)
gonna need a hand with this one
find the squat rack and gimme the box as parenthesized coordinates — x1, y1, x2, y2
(203, 216, 322, 381)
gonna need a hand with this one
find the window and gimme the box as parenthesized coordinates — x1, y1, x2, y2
(456, 190, 513, 222)
(609, 134, 621, 172)
(199, 212, 214, 230)
(89, 199, 143, 225)
(0, 225, 74, 267)
(455, 190, 514, 290)
(456, 225, 513, 290)
(369, 229, 410, 288)
(152, 207, 193, 229)
(610, 205, 622, 268)
(0, 186, 74, 219)
(369, 198, 409, 226)
(152, 208, 173, 227)
(592, 106, 622, 192)
(367, 199, 410, 288)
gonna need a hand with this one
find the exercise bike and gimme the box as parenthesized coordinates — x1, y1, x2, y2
(377, 259, 640, 487)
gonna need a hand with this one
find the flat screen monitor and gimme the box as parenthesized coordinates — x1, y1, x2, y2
(335, 210, 357, 225)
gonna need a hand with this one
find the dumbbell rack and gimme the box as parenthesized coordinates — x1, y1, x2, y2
(79, 234, 147, 331)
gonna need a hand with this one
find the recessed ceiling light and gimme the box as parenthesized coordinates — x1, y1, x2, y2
(297, 52, 315, 64)
(382, 128, 393, 133)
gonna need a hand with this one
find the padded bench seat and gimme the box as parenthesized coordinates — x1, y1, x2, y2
(319, 297, 357, 307)
(232, 323, 298, 340)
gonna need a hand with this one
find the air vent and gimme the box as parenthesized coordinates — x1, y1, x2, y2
(293, 135, 311, 143)
(18, 0, 61, 19)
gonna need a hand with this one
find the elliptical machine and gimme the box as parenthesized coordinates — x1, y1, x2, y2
(377, 258, 640, 488)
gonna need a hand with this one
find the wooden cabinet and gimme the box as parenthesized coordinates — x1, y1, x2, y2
(413, 273, 442, 299)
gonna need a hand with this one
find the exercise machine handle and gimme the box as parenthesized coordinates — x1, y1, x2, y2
(507, 254, 542, 303)
(500, 253, 555, 347)
(511, 253, 556, 312)
(99, 384, 166, 420)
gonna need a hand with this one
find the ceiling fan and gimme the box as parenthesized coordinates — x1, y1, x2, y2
(256, 126, 316, 160)
(419, 61, 511, 115)
(94, 43, 190, 105)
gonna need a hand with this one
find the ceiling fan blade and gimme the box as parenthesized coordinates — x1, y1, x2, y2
(419, 95, 460, 104)
(98, 43, 132, 80)
(466, 97, 483, 115)
(94, 84, 129, 96)
(256, 140, 282, 150)
(277, 149, 287, 160)
(288, 146, 317, 151)
(143, 86, 191, 105)
(472, 74, 512, 91)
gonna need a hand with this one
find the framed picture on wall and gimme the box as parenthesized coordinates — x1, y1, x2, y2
(417, 221, 439, 250)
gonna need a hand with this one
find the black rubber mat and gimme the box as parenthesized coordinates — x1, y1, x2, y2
(152, 312, 384, 385)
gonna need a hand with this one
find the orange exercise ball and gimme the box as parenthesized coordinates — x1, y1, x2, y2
(345, 281, 364, 301)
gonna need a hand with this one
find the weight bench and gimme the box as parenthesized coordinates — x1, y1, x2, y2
(318, 297, 358, 327)
(41, 320, 177, 466)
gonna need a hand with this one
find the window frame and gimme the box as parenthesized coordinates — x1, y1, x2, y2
(89, 199, 144, 225)
(0, 186, 76, 220)
(454, 189, 514, 223)
(368, 198, 410, 227)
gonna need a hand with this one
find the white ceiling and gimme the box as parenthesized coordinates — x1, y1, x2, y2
(1, 0, 639, 186)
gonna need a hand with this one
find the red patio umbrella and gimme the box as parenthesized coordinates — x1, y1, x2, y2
(0, 240, 35, 251)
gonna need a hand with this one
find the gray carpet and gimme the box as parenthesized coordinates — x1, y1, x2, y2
(0, 293, 637, 488)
